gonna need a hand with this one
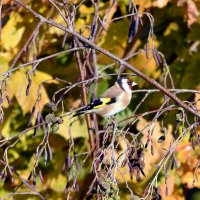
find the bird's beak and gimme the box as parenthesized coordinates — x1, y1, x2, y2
(131, 82, 138, 87)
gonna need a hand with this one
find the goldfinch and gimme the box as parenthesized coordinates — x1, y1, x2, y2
(73, 76, 137, 118)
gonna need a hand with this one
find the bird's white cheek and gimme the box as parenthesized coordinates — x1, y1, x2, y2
(121, 80, 132, 92)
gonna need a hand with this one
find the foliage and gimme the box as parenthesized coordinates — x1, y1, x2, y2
(0, 0, 200, 199)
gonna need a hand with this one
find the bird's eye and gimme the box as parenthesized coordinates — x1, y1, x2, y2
(127, 80, 132, 85)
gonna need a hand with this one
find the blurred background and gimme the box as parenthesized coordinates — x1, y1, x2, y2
(0, 0, 200, 199)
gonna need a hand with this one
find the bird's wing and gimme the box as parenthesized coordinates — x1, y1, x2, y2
(92, 98, 116, 108)
(72, 97, 115, 118)
(100, 84, 122, 98)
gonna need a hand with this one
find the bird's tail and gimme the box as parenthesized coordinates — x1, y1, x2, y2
(71, 105, 92, 118)
(71, 99, 103, 118)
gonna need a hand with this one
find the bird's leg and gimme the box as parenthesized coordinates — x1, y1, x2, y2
(107, 115, 119, 149)
(102, 117, 113, 147)
(111, 115, 118, 129)
(102, 116, 118, 147)
(103, 117, 111, 130)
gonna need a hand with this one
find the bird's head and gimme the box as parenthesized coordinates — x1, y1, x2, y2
(117, 76, 137, 92)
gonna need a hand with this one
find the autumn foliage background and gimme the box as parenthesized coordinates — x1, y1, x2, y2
(0, 0, 200, 199)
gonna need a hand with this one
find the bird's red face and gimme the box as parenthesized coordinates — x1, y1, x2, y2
(127, 78, 133, 89)
(126, 78, 137, 90)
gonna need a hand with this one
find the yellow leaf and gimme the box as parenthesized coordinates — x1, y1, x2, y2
(1, 12, 25, 51)
(47, 174, 66, 191)
(75, 19, 90, 38)
(3, 68, 57, 114)
(1, 116, 12, 138)
(79, 4, 94, 14)
(0, 55, 9, 82)
(49, 14, 65, 36)
(130, 52, 160, 79)
(181, 171, 200, 188)
(57, 116, 88, 140)
(7, 149, 20, 162)
(164, 22, 179, 36)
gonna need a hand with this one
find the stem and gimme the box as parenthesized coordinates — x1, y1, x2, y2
(74, 40, 95, 151)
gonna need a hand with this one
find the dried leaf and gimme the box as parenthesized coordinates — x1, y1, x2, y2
(185, 0, 199, 27)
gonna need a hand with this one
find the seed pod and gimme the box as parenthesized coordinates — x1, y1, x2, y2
(151, 144, 154, 155)
(128, 16, 139, 43)
(157, 135, 166, 143)
(39, 170, 44, 183)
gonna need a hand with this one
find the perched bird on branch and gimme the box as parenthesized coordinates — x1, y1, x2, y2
(72, 76, 137, 118)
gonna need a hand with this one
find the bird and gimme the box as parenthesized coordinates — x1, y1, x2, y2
(72, 76, 137, 118)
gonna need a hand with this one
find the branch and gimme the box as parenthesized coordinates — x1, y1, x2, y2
(14, 0, 200, 119)
(133, 89, 200, 94)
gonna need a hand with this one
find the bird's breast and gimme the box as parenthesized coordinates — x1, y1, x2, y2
(94, 92, 132, 117)
(117, 91, 132, 108)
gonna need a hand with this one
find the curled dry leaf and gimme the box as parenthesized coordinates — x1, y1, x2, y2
(185, 0, 199, 27)
(175, 0, 199, 27)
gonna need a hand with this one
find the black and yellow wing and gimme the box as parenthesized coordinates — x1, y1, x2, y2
(72, 97, 116, 117)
